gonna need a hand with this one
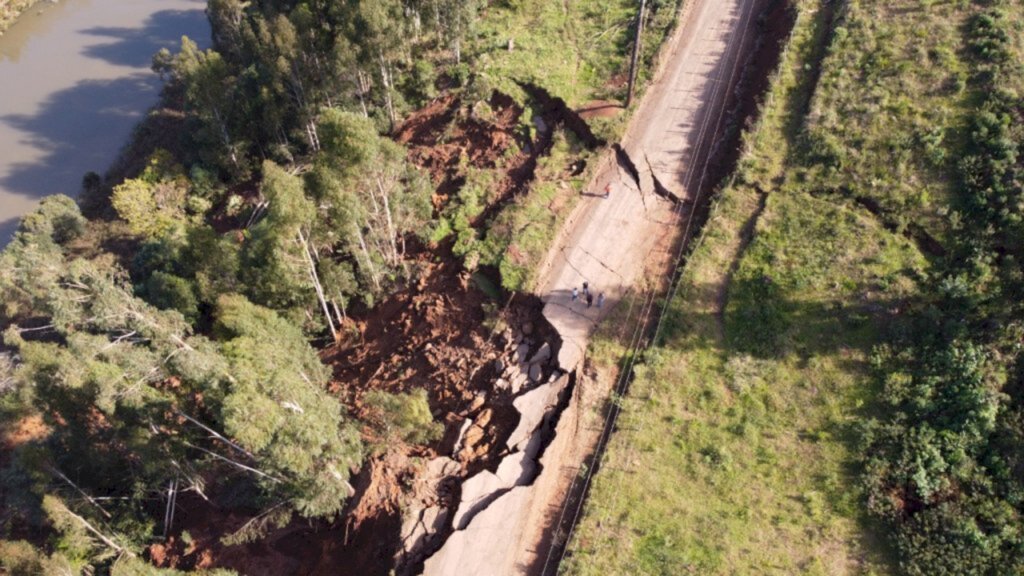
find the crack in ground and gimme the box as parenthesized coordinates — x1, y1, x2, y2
(643, 152, 684, 205)
(612, 143, 642, 189)
(558, 246, 589, 282)
(617, 163, 649, 212)
(851, 195, 945, 258)
(516, 81, 604, 149)
(574, 244, 627, 286)
(548, 300, 601, 326)
(418, 371, 578, 573)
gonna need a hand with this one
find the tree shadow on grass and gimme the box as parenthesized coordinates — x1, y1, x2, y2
(654, 277, 906, 567)
(655, 277, 908, 369)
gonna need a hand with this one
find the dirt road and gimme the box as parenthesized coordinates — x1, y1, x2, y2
(539, 0, 760, 370)
(422, 0, 764, 573)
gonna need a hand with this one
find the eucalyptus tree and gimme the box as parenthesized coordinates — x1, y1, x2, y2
(154, 38, 246, 176)
(309, 109, 432, 295)
(0, 201, 364, 562)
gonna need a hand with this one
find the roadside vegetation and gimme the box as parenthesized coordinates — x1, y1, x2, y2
(434, 0, 683, 291)
(0, 0, 683, 574)
(566, 0, 1024, 574)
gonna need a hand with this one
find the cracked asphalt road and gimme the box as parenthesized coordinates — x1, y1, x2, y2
(422, 0, 764, 573)
(537, 0, 760, 371)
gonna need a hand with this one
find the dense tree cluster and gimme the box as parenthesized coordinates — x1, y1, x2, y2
(0, 202, 362, 572)
(136, 0, 471, 335)
(861, 5, 1024, 574)
(154, 0, 480, 178)
(1, 2, 491, 573)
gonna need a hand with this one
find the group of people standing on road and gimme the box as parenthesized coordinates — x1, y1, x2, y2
(571, 281, 605, 309)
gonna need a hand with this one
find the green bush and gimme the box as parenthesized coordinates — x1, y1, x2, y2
(143, 272, 200, 323)
(363, 389, 443, 448)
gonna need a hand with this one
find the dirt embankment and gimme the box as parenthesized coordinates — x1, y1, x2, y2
(396, 87, 604, 230)
(395, 92, 523, 203)
(138, 1, 803, 573)
(684, 0, 797, 238)
(149, 261, 567, 575)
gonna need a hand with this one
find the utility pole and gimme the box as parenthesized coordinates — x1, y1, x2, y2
(626, 0, 647, 108)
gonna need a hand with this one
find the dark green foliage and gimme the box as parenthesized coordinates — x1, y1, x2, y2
(968, 11, 1012, 66)
(142, 272, 200, 323)
(363, 389, 443, 449)
(240, 161, 315, 312)
(131, 239, 182, 281)
(0, 202, 364, 566)
(17, 195, 86, 245)
(307, 110, 433, 297)
(160, 0, 480, 175)
(727, 274, 789, 356)
(0, 199, 83, 321)
(214, 294, 362, 517)
(861, 5, 1024, 574)
(893, 496, 1024, 576)
(404, 60, 438, 105)
(179, 226, 242, 304)
(957, 8, 1024, 250)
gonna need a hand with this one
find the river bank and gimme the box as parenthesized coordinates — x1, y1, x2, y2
(0, 0, 39, 35)
(0, 0, 208, 243)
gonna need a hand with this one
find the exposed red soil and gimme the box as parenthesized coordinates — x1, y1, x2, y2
(0, 414, 51, 532)
(150, 276, 556, 575)
(395, 92, 527, 207)
(151, 89, 566, 576)
(147, 488, 321, 575)
(2, 414, 50, 449)
(325, 248, 522, 463)
(313, 253, 560, 574)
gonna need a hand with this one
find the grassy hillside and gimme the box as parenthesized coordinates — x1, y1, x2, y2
(463, 0, 683, 291)
(564, 0, 1024, 573)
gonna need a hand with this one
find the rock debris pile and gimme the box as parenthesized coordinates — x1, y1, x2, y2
(396, 319, 571, 573)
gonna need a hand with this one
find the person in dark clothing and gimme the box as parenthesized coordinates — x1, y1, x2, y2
(586, 293, 594, 308)
(583, 281, 590, 297)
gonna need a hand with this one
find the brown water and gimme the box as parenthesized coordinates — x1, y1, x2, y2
(0, 0, 209, 242)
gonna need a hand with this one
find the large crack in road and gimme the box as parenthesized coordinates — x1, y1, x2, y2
(419, 0, 779, 573)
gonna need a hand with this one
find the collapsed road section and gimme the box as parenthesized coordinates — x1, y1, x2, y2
(418, 0, 773, 574)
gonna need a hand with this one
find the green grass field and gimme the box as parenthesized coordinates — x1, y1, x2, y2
(560, 0, 994, 572)
(459, 0, 685, 291)
(471, 0, 680, 108)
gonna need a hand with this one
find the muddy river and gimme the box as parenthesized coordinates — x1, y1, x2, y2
(0, 0, 209, 243)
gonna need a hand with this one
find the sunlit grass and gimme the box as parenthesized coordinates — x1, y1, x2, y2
(562, 1, 937, 573)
